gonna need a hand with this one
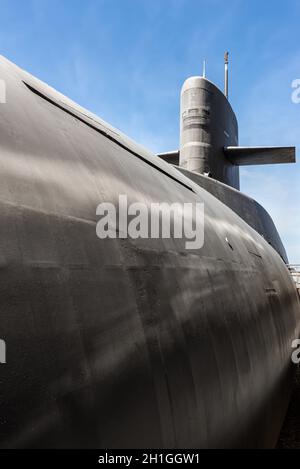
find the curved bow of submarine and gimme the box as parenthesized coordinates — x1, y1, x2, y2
(0, 55, 299, 448)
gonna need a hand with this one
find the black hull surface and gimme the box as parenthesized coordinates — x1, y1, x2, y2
(0, 56, 299, 448)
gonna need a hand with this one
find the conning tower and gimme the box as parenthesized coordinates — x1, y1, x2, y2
(158, 52, 295, 190)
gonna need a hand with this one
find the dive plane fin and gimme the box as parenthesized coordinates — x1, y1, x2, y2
(224, 146, 296, 166)
(156, 150, 180, 165)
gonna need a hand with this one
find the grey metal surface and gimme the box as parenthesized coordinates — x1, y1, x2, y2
(175, 166, 288, 263)
(179, 76, 240, 189)
(156, 150, 179, 165)
(225, 146, 296, 166)
(157, 146, 296, 169)
(165, 76, 296, 190)
(0, 56, 299, 449)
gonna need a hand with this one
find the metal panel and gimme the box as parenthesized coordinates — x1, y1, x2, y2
(225, 146, 296, 166)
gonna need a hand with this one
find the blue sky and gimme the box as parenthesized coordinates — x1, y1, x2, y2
(1, 0, 300, 262)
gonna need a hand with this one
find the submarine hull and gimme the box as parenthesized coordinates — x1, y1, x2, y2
(0, 57, 299, 448)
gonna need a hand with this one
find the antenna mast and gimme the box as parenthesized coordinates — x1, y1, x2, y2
(202, 60, 206, 78)
(224, 51, 229, 99)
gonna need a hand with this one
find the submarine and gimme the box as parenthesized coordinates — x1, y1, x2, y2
(0, 53, 299, 449)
